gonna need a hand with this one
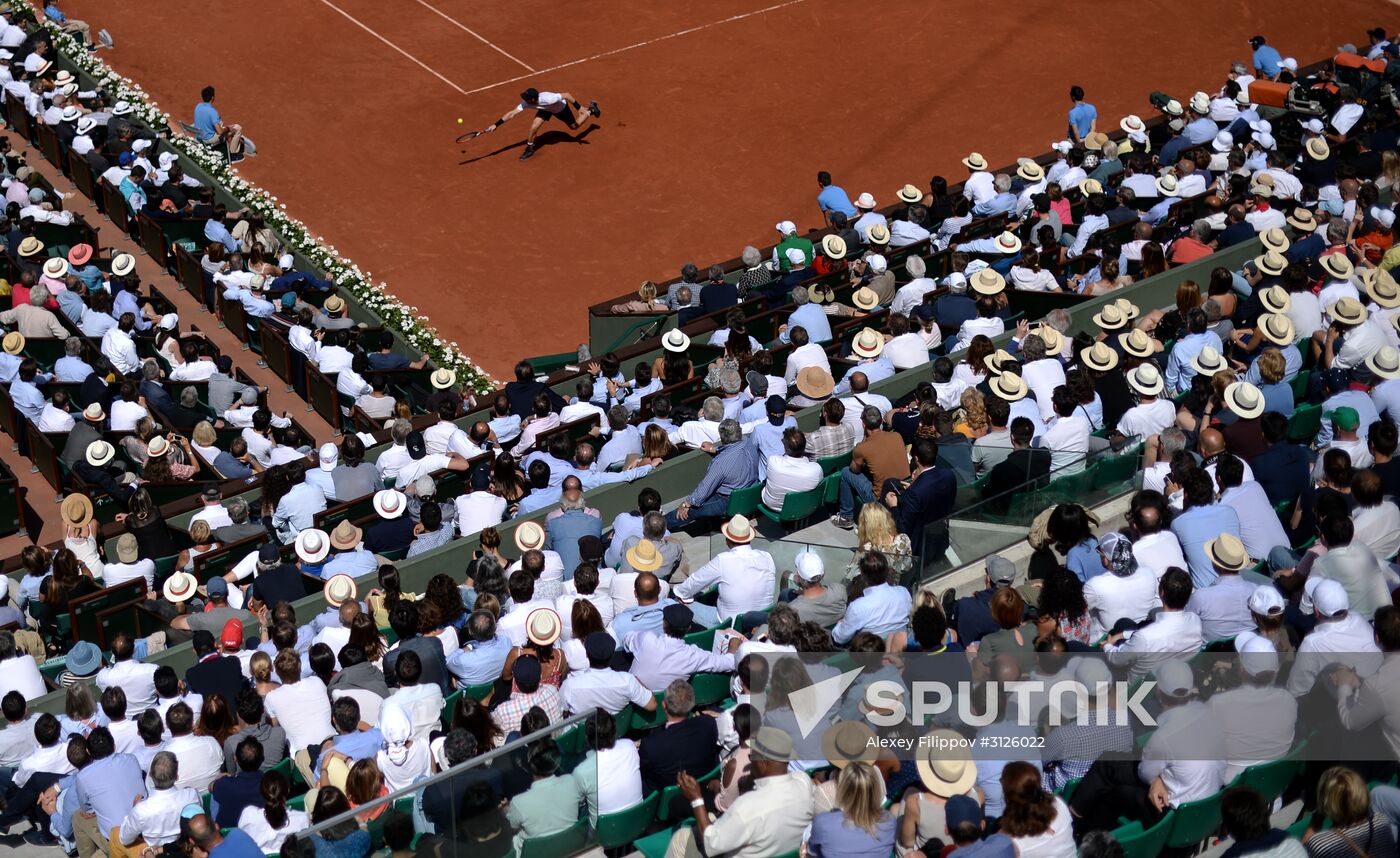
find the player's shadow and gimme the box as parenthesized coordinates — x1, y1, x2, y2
(459, 124, 599, 165)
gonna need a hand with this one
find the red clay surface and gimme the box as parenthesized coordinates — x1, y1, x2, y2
(64, 0, 1380, 375)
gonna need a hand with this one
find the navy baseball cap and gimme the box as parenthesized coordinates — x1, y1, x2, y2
(584, 631, 615, 662)
(945, 795, 983, 829)
(206, 577, 229, 597)
(765, 395, 786, 415)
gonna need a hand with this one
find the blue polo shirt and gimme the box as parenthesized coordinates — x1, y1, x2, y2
(1068, 102, 1097, 139)
(193, 102, 221, 143)
(817, 184, 857, 218)
(1253, 44, 1282, 76)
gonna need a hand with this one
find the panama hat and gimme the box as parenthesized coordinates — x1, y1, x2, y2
(1330, 297, 1367, 326)
(821, 234, 847, 259)
(1116, 298, 1141, 320)
(146, 436, 172, 459)
(1305, 138, 1331, 161)
(1091, 303, 1129, 331)
(916, 729, 978, 797)
(1253, 251, 1286, 277)
(1259, 285, 1291, 315)
(1257, 313, 1296, 346)
(992, 231, 1022, 255)
(865, 223, 891, 246)
(625, 539, 663, 572)
(430, 369, 456, 390)
(897, 184, 922, 204)
(662, 330, 691, 353)
(1368, 346, 1400, 380)
(83, 402, 105, 423)
(852, 192, 877, 210)
(162, 572, 197, 603)
(373, 488, 406, 520)
(111, 252, 136, 276)
(851, 328, 885, 358)
(989, 373, 1028, 401)
(1320, 254, 1355, 282)
(1016, 161, 1044, 182)
(1287, 208, 1317, 232)
(52, 70, 74, 87)
(971, 268, 1006, 296)
(984, 349, 1016, 376)
(1189, 92, 1211, 114)
(319, 295, 345, 315)
(61, 492, 93, 528)
(796, 366, 835, 399)
(1083, 131, 1109, 151)
(76, 115, 96, 134)
(1190, 346, 1228, 376)
(1127, 364, 1165, 396)
(42, 257, 67, 279)
(1078, 178, 1103, 197)
(1163, 99, 1184, 117)
(1120, 114, 1146, 134)
(296, 528, 331, 564)
(329, 519, 363, 551)
(851, 287, 879, 311)
(1119, 329, 1155, 358)
(85, 439, 115, 467)
(67, 243, 93, 265)
(1155, 174, 1179, 196)
(1207, 532, 1249, 571)
(721, 514, 755, 544)
(526, 608, 562, 646)
(1080, 342, 1119, 372)
(17, 237, 42, 257)
(961, 152, 988, 171)
(822, 721, 879, 768)
(1363, 268, 1400, 308)
(1225, 381, 1265, 419)
(1259, 228, 1290, 255)
(1249, 175, 1275, 196)
(1031, 325, 1064, 354)
(324, 573, 357, 607)
(1, 331, 22, 355)
(515, 520, 547, 552)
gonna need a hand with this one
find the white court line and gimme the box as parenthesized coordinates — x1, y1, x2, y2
(411, 0, 536, 72)
(315, 0, 469, 94)
(460, 0, 811, 96)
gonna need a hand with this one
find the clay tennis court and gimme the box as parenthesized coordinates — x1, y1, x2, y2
(65, 0, 1376, 375)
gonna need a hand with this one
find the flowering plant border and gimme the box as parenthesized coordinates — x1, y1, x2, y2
(31, 14, 496, 392)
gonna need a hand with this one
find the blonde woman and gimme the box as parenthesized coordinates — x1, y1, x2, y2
(250, 651, 279, 697)
(955, 388, 988, 438)
(1302, 767, 1396, 855)
(610, 281, 668, 314)
(178, 520, 221, 574)
(190, 421, 222, 465)
(1379, 149, 1400, 192)
(851, 503, 913, 578)
(808, 762, 897, 857)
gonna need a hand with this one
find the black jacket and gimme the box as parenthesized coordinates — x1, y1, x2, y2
(186, 654, 248, 709)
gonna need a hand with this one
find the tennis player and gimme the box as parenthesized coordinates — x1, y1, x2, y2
(482, 87, 601, 161)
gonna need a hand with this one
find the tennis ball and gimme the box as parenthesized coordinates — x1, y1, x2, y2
(457, 117, 463, 124)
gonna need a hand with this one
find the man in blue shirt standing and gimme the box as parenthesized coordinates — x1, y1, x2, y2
(1250, 35, 1282, 78)
(1067, 85, 1096, 146)
(193, 86, 252, 162)
(816, 171, 857, 220)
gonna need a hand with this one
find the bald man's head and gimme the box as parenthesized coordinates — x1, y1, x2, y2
(339, 601, 360, 626)
(562, 475, 583, 495)
(186, 814, 220, 850)
(1199, 428, 1225, 456)
(634, 572, 661, 605)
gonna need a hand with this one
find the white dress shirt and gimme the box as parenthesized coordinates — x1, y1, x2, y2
(1040, 414, 1090, 475)
(1139, 701, 1225, 806)
(559, 666, 654, 715)
(424, 420, 479, 459)
(1105, 610, 1204, 678)
(1083, 568, 1159, 640)
(1131, 531, 1187, 583)
(1022, 359, 1067, 421)
(674, 545, 776, 621)
(1312, 543, 1392, 621)
(164, 733, 224, 791)
(110, 399, 149, 432)
(1210, 685, 1297, 782)
(97, 660, 160, 714)
(670, 418, 721, 448)
(119, 785, 201, 847)
(237, 806, 310, 854)
(883, 332, 933, 369)
(168, 360, 217, 382)
(832, 583, 913, 644)
(891, 278, 938, 316)
(0, 716, 35, 767)
(101, 327, 141, 375)
(0, 654, 47, 702)
(963, 172, 995, 205)
(375, 444, 413, 482)
(35, 403, 74, 432)
(13, 742, 74, 788)
(701, 772, 817, 858)
(1353, 502, 1400, 563)
(455, 491, 506, 536)
(762, 454, 823, 510)
(497, 597, 557, 647)
(1288, 615, 1384, 696)
(784, 343, 832, 386)
(1334, 318, 1389, 371)
(623, 632, 736, 691)
(264, 677, 334, 752)
(953, 316, 1005, 352)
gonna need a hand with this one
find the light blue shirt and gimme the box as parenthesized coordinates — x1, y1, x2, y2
(72, 263, 104, 292)
(488, 414, 522, 444)
(621, 379, 662, 414)
(10, 379, 44, 422)
(74, 753, 146, 834)
(80, 309, 117, 338)
(833, 356, 895, 396)
(1171, 503, 1242, 588)
(817, 185, 857, 218)
(1165, 331, 1225, 393)
(597, 426, 642, 471)
(522, 451, 572, 488)
(0, 352, 18, 383)
(193, 101, 221, 143)
(1317, 389, 1379, 447)
(223, 285, 275, 319)
(1065, 537, 1103, 582)
(517, 486, 562, 515)
(205, 219, 239, 253)
(546, 509, 603, 578)
(832, 583, 913, 644)
(782, 303, 832, 344)
(304, 469, 335, 499)
(1244, 345, 1301, 386)
(1184, 117, 1219, 145)
(321, 549, 377, 580)
(113, 289, 152, 332)
(446, 634, 512, 686)
(1068, 102, 1097, 138)
(273, 482, 326, 541)
(610, 599, 675, 639)
(972, 192, 1018, 218)
(750, 416, 797, 481)
(1253, 44, 1282, 77)
(118, 176, 145, 213)
(57, 289, 86, 325)
(566, 463, 652, 491)
(1372, 378, 1400, 424)
(1146, 196, 1180, 225)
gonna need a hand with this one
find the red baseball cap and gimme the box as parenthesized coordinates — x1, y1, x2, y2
(220, 619, 243, 650)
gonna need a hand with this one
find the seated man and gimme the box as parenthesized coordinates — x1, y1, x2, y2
(192, 86, 254, 161)
(761, 428, 823, 511)
(665, 419, 759, 530)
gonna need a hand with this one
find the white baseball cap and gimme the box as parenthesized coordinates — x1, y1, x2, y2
(792, 551, 825, 582)
(1247, 584, 1285, 616)
(1155, 660, 1194, 698)
(318, 442, 338, 472)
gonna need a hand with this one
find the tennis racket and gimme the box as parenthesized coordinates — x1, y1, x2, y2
(456, 129, 487, 143)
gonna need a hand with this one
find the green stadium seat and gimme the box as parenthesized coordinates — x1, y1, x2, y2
(757, 483, 825, 528)
(691, 672, 732, 707)
(1165, 790, 1223, 850)
(518, 816, 589, 858)
(1110, 812, 1174, 858)
(658, 761, 723, 822)
(1286, 404, 1321, 443)
(597, 792, 661, 849)
(816, 452, 852, 476)
(723, 484, 762, 518)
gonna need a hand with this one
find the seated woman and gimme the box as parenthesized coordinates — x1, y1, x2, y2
(609, 280, 668, 314)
